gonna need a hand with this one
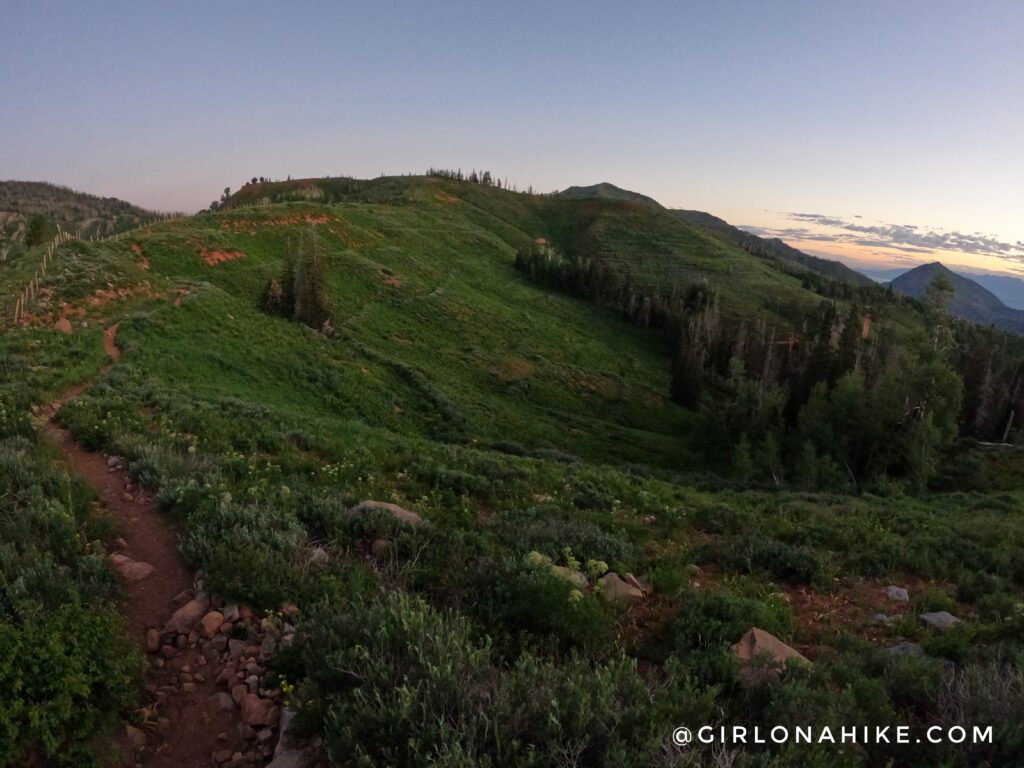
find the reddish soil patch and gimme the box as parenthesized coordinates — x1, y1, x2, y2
(304, 214, 330, 225)
(42, 325, 248, 767)
(200, 249, 246, 266)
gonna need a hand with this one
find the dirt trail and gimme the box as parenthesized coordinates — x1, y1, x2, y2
(44, 323, 248, 767)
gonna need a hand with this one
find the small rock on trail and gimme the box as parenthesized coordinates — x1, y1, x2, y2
(109, 553, 155, 582)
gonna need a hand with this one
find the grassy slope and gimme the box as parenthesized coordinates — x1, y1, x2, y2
(4, 175, 1024, 765)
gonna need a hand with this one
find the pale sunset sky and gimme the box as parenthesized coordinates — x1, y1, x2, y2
(2, 1, 1022, 276)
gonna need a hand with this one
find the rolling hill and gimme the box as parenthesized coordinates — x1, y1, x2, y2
(890, 261, 1024, 334)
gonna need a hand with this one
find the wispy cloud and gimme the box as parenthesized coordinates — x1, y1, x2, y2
(749, 213, 1024, 264)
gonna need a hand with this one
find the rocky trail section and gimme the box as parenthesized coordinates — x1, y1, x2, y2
(42, 324, 308, 768)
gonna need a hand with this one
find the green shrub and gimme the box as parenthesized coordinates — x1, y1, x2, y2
(0, 604, 141, 764)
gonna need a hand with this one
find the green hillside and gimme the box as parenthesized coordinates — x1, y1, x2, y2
(673, 208, 877, 288)
(2, 175, 1024, 767)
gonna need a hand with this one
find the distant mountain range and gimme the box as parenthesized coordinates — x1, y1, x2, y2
(889, 262, 1024, 335)
(860, 266, 1024, 311)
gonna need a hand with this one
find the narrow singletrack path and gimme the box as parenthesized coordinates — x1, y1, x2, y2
(44, 324, 250, 767)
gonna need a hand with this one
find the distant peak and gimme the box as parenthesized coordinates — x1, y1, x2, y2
(557, 183, 660, 207)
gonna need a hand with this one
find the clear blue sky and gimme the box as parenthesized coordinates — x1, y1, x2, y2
(3, 1, 1022, 273)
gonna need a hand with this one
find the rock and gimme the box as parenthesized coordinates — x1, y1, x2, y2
(730, 627, 810, 684)
(54, 317, 72, 334)
(886, 585, 909, 603)
(241, 693, 275, 726)
(238, 606, 254, 621)
(550, 565, 588, 588)
(200, 611, 225, 639)
(112, 536, 129, 550)
(308, 546, 329, 565)
(232, 684, 248, 706)
(164, 594, 210, 635)
(267, 707, 308, 768)
(281, 602, 299, 617)
(109, 553, 155, 582)
(160, 644, 177, 659)
(210, 692, 236, 711)
(347, 500, 424, 527)
(885, 641, 923, 657)
(370, 538, 391, 558)
(217, 663, 237, 685)
(920, 611, 960, 630)
(121, 491, 134, 502)
(223, 603, 240, 623)
(214, 749, 233, 764)
(623, 573, 646, 593)
(124, 723, 147, 751)
(597, 572, 644, 606)
(685, 564, 702, 576)
(145, 628, 161, 653)
(182, 682, 196, 693)
(871, 613, 893, 627)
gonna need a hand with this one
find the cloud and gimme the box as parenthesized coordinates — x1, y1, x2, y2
(749, 212, 1024, 263)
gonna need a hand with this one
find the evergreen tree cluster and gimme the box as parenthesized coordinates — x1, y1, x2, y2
(260, 227, 333, 333)
(515, 242, 1024, 492)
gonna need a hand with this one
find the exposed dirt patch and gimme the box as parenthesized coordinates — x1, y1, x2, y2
(379, 268, 404, 288)
(487, 355, 538, 382)
(200, 249, 246, 266)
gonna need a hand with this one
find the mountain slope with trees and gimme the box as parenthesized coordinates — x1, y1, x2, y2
(1, 173, 1023, 767)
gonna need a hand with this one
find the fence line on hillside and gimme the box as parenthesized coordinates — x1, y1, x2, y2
(1, 213, 188, 333)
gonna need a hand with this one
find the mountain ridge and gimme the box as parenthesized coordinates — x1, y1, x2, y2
(890, 261, 1024, 334)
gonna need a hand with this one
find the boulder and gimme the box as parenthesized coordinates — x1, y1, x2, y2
(347, 500, 424, 527)
(210, 692, 236, 711)
(54, 317, 72, 334)
(199, 611, 225, 639)
(164, 594, 210, 635)
(267, 708, 308, 768)
(223, 603, 240, 623)
(623, 573, 647, 593)
(240, 694, 275, 727)
(885, 641, 923, 657)
(597, 572, 644, 606)
(109, 553, 154, 582)
(920, 611, 959, 630)
(124, 723, 147, 751)
(730, 627, 810, 684)
(551, 565, 588, 588)
(228, 638, 248, 660)
(886, 585, 909, 603)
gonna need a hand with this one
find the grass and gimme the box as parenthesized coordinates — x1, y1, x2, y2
(2, 175, 1023, 766)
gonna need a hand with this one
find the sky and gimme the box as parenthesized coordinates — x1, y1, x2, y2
(3, 0, 1023, 276)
